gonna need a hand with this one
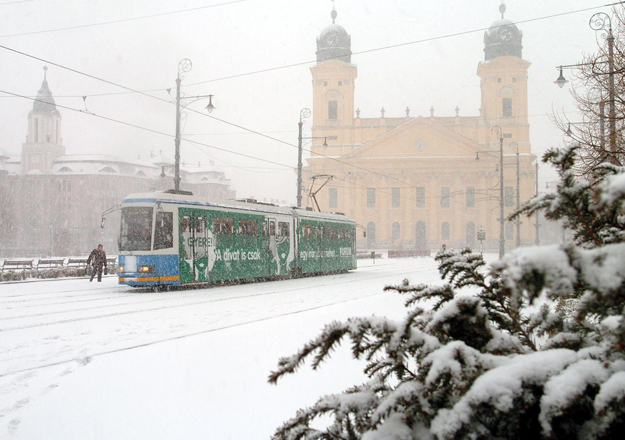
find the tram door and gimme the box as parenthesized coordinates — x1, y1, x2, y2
(192, 214, 210, 282)
(179, 212, 210, 284)
(265, 218, 278, 276)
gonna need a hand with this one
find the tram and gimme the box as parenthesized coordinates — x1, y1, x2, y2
(117, 190, 357, 288)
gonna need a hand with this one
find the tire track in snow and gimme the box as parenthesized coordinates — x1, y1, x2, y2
(0, 290, 386, 379)
(0, 263, 434, 330)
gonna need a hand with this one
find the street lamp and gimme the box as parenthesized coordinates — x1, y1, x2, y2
(590, 12, 616, 156)
(509, 142, 521, 247)
(173, 58, 215, 193)
(555, 12, 616, 158)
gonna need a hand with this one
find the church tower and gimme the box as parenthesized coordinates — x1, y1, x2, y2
(477, 2, 530, 151)
(21, 67, 65, 175)
(310, 5, 357, 129)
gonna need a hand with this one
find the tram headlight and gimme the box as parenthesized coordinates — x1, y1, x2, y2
(118, 265, 124, 273)
(138, 265, 155, 273)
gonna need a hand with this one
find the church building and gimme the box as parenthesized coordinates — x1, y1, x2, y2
(303, 4, 537, 251)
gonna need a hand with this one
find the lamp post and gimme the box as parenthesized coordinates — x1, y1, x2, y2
(590, 12, 616, 156)
(509, 142, 521, 247)
(297, 108, 311, 208)
(492, 126, 505, 259)
(173, 58, 215, 192)
(555, 12, 616, 159)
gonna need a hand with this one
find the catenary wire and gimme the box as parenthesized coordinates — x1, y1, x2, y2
(0, 43, 474, 207)
(0, 1, 616, 97)
(0, 0, 246, 38)
(0, 0, 572, 204)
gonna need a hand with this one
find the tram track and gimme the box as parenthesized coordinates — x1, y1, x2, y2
(0, 282, 126, 300)
(0, 263, 436, 331)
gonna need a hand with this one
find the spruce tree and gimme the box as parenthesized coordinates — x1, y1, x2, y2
(269, 145, 625, 439)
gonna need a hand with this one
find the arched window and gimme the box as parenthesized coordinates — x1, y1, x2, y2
(415, 221, 426, 250)
(505, 222, 514, 240)
(466, 222, 476, 249)
(392, 222, 400, 240)
(366, 222, 376, 249)
(442, 222, 450, 240)
(58, 166, 73, 173)
(99, 166, 117, 174)
(135, 170, 146, 177)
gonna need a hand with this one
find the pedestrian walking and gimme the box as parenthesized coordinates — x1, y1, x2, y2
(87, 244, 108, 282)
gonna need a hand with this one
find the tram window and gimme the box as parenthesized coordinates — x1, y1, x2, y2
(340, 227, 349, 239)
(196, 216, 205, 233)
(278, 222, 290, 237)
(327, 226, 338, 239)
(269, 221, 276, 236)
(213, 217, 234, 235)
(315, 226, 324, 238)
(302, 224, 313, 238)
(120, 206, 153, 251)
(181, 215, 191, 233)
(261, 221, 268, 236)
(154, 212, 173, 250)
(238, 218, 257, 235)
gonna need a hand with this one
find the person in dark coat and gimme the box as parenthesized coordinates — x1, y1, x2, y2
(87, 244, 107, 282)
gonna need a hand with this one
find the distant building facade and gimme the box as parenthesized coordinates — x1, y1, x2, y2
(303, 5, 537, 251)
(0, 70, 235, 258)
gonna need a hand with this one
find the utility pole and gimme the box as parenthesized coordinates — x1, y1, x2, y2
(172, 59, 214, 193)
(535, 160, 540, 245)
(174, 59, 191, 192)
(492, 126, 505, 259)
(297, 108, 311, 208)
(516, 147, 521, 247)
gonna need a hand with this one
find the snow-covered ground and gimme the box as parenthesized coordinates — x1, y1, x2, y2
(1, 256, 449, 440)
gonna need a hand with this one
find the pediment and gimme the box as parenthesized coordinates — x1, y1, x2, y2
(342, 117, 481, 160)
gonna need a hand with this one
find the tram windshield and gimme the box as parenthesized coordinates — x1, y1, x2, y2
(120, 207, 153, 251)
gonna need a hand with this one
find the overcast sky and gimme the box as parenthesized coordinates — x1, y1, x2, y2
(0, 0, 612, 203)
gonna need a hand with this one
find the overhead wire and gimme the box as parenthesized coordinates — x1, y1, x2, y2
(0, 2, 599, 204)
(0, 38, 475, 206)
(0, 1, 615, 98)
(0, 0, 246, 39)
(0, 89, 293, 171)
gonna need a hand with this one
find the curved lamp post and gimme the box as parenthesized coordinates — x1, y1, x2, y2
(555, 12, 616, 159)
(174, 58, 215, 192)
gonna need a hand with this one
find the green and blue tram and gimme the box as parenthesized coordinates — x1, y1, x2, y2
(117, 191, 357, 287)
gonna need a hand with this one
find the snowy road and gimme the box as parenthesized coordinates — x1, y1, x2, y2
(0, 257, 443, 439)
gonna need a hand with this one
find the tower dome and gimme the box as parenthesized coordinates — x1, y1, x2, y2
(316, 6, 352, 64)
(483, 2, 523, 61)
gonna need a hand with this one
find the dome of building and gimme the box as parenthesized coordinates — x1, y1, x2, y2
(316, 7, 352, 64)
(483, 3, 523, 61)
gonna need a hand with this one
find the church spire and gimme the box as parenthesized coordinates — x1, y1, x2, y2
(500, 1, 506, 19)
(331, 0, 337, 24)
(33, 66, 59, 115)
